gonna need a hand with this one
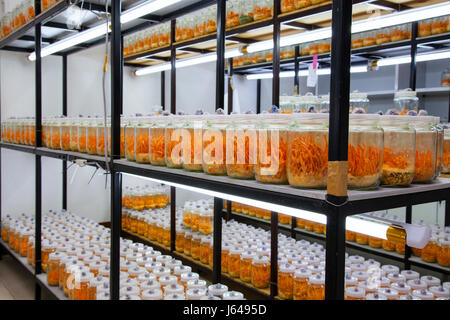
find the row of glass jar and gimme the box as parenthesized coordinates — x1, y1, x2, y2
(0, 211, 244, 300)
(121, 185, 170, 211)
(281, 0, 327, 13)
(3, 113, 449, 189)
(0, 0, 35, 38)
(123, 22, 171, 57)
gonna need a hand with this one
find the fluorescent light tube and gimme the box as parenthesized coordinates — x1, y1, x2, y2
(28, 0, 182, 60)
(377, 50, 450, 67)
(123, 172, 429, 244)
(134, 49, 242, 76)
(246, 66, 367, 80)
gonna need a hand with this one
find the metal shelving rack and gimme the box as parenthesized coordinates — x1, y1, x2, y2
(0, 0, 449, 301)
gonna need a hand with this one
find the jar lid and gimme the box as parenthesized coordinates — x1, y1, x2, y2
(378, 288, 399, 299)
(364, 259, 381, 269)
(159, 275, 178, 286)
(142, 288, 163, 300)
(128, 266, 146, 275)
(90, 275, 108, 287)
(295, 268, 312, 278)
(120, 294, 141, 300)
(48, 252, 66, 261)
(145, 262, 162, 271)
(350, 263, 367, 272)
(187, 279, 207, 289)
(394, 88, 417, 99)
(222, 291, 244, 300)
(429, 286, 450, 298)
(381, 265, 399, 275)
(346, 286, 365, 298)
(252, 255, 269, 264)
(308, 274, 325, 285)
(139, 279, 160, 290)
(420, 275, 441, 287)
(120, 285, 140, 296)
(279, 263, 295, 273)
(164, 283, 184, 295)
(387, 273, 406, 283)
(344, 274, 358, 286)
(348, 255, 365, 264)
(208, 283, 228, 296)
(350, 90, 368, 100)
(412, 289, 434, 300)
(391, 282, 411, 293)
(74, 270, 93, 282)
(241, 250, 256, 259)
(352, 271, 370, 281)
(407, 279, 427, 290)
(165, 258, 182, 269)
(152, 266, 171, 277)
(164, 293, 186, 300)
(174, 265, 192, 276)
(366, 293, 387, 300)
(96, 291, 110, 300)
(121, 278, 139, 287)
(400, 270, 420, 281)
(180, 272, 199, 282)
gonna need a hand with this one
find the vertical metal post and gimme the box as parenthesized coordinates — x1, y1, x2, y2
(170, 187, 176, 251)
(404, 206, 412, 269)
(325, 0, 353, 300)
(409, 22, 418, 91)
(170, 20, 176, 115)
(294, 46, 300, 95)
(272, 0, 281, 108)
(226, 200, 232, 221)
(291, 217, 296, 239)
(62, 55, 67, 210)
(256, 79, 261, 114)
(270, 211, 278, 298)
(34, 0, 42, 301)
(161, 71, 165, 110)
(110, 0, 122, 301)
(212, 197, 223, 283)
(227, 58, 233, 114)
(445, 198, 449, 227)
(216, 0, 226, 111)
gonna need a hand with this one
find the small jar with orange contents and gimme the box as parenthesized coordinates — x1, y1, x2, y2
(86, 117, 99, 155)
(220, 242, 231, 273)
(421, 235, 439, 263)
(165, 115, 184, 168)
(124, 116, 137, 162)
(375, 28, 391, 45)
(250, 254, 270, 289)
(47, 252, 66, 286)
(60, 117, 71, 151)
(199, 236, 211, 265)
(226, 114, 257, 179)
(239, 250, 256, 283)
(18, 228, 33, 257)
(281, 0, 295, 13)
(148, 116, 167, 166)
(419, 19, 432, 37)
(228, 247, 243, 278)
(180, 272, 199, 290)
(77, 117, 89, 153)
(175, 226, 185, 253)
(49, 117, 62, 150)
(27, 236, 35, 266)
(199, 209, 213, 235)
(181, 115, 203, 171)
(190, 205, 201, 232)
(362, 31, 376, 47)
(431, 17, 446, 35)
(345, 286, 366, 300)
(351, 34, 363, 49)
(278, 263, 295, 300)
(202, 114, 229, 175)
(183, 230, 193, 256)
(135, 118, 151, 163)
(380, 115, 415, 186)
(307, 273, 325, 300)
(88, 275, 108, 300)
(89, 260, 106, 278)
(355, 233, 369, 245)
(162, 221, 171, 247)
(348, 114, 383, 189)
(293, 268, 312, 300)
(437, 236, 450, 267)
(73, 270, 93, 300)
(41, 240, 57, 272)
(287, 113, 329, 188)
(190, 233, 202, 260)
(390, 25, 407, 42)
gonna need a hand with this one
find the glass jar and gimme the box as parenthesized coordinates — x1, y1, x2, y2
(190, 233, 202, 260)
(349, 91, 370, 113)
(379, 115, 415, 186)
(86, 117, 99, 155)
(411, 116, 437, 183)
(96, 119, 109, 156)
(390, 24, 408, 42)
(239, 1, 254, 25)
(433, 118, 444, 178)
(419, 19, 432, 37)
(19, 228, 33, 257)
(199, 209, 213, 235)
(431, 17, 446, 35)
(202, 115, 229, 175)
(278, 263, 295, 299)
(50, 118, 61, 150)
(394, 89, 418, 115)
(135, 118, 151, 163)
(297, 93, 320, 113)
(376, 28, 391, 45)
(47, 252, 66, 286)
(228, 247, 242, 278)
(287, 113, 329, 188)
(442, 69, 450, 87)
(221, 243, 231, 273)
(125, 117, 137, 161)
(293, 268, 312, 300)
(175, 226, 185, 253)
(77, 117, 89, 153)
(256, 114, 289, 184)
(73, 270, 93, 300)
(180, 272, 199, 290)
(182, 115, 203, 171)
(165, 115, 184, 168)
(60, 118, 71, 151)
(281, 0, 295, 13)
(199, 236, 211, 264)
(183, 230, 193, 256)
(345, 286, 366, 300)
(41, 241, 57, 272)
(240, 250, 256, 283)
(307, 273, 325, 300)
(348, 114, 383, 189)
(250, 254, 270, 289)
(421, 235, 438, 263)
(226, 115, 257, 179)
(437, 236, 450, 267)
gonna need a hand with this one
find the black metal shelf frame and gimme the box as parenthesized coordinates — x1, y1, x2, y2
(0, 0, 450, 301)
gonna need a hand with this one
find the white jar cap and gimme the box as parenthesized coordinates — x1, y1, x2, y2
(429, 286, 450, 298)
(348, 255, 365, 264)
(159, 275, 178, 286)
(399, 294, 421, 300)
(412, 289, 434, 300)
(186, 288, 207, 300)
(208, 283, 228, 296)
(391, 282, 411, 293)
(223, 291, 244, 300)
(378, 288, 399, 299)
(400, 270, 420, 281)
(366, 293, 387, 300)
(200, 294, 221, 300)
(164, 283, 184, 295)
(139, 279, 160, 290)
(187, 279, 207, 290)
(164, 293, 186, 300)
(420, 275, 441, 287)
(142, 289, 163, 300)
(407, 279, 427, 290)
(308, 274, 325, 285)
(120, 278, 139, 287)
(387, 273, 406, 283)
(346, 286, 366, 298)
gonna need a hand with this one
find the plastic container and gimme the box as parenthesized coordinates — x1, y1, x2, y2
(411, 116, 437, 183)
(182, 115, 203, 171)
(226, 115, 257, 179)
(202, 115, 229, 175)
(256, 114, 289, 184)
(287, 114, 329, 188)
(379, 115, 415, 186)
